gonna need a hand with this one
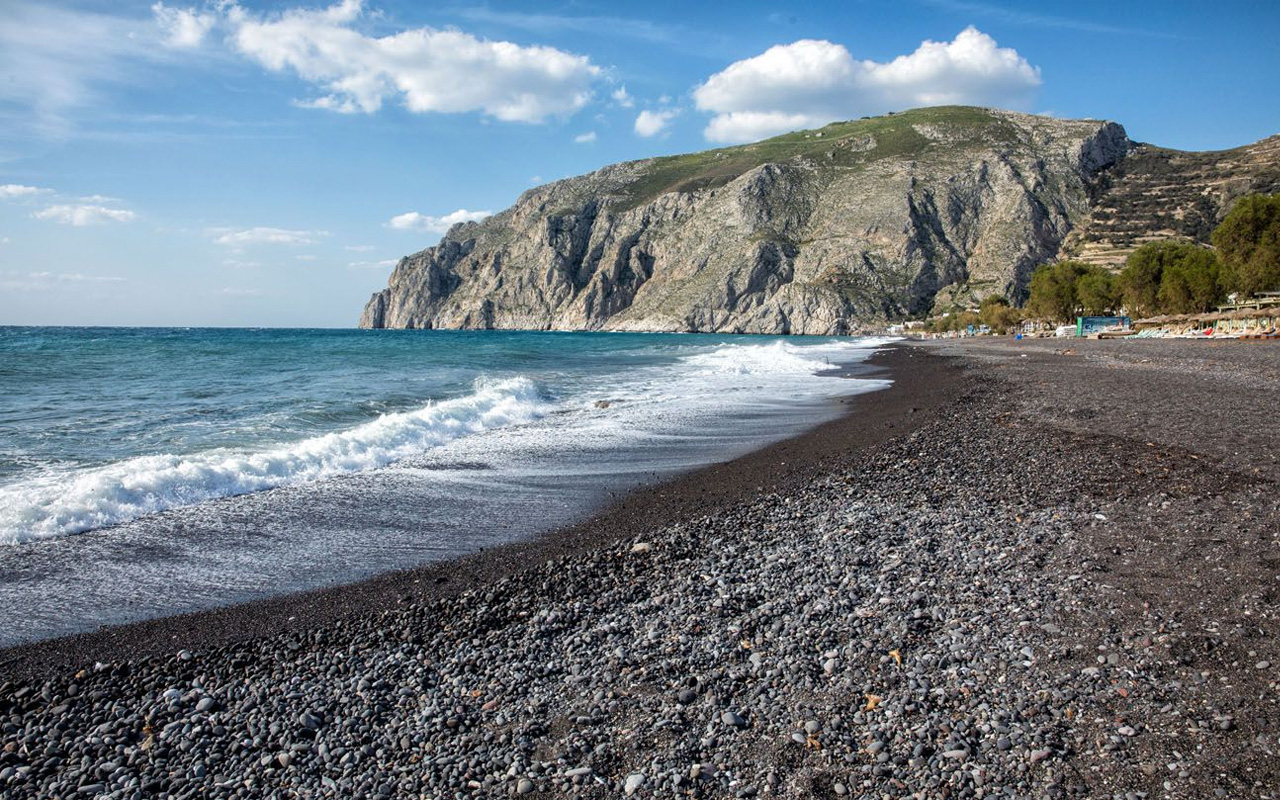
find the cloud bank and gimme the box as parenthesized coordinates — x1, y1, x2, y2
(33, 204, 136, 226)
(157, 0, 601, 123)
(213, 227, 323, 246)
(694, 27, 1041, 143)
(635, 109, 678, 138)
(0, 184, 51, 199)
(388, 209, 492, 234)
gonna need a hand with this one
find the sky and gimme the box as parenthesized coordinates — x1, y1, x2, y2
(0, 0, 1277, 327)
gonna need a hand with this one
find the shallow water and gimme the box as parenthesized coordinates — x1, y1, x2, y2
(0, 327, 891, 644)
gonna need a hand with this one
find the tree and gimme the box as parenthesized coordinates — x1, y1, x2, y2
(1117, 245, 1165, 317)
(1118, 240, 1225, 316)
(979, 295, 1024, 333)
(1212, 193, 1280, 297)
(947, 310, 981, 332)
(1076, 270, 1118, 316)
(1025, 261, 1090, 322)
(1157, 245, 1223, 314)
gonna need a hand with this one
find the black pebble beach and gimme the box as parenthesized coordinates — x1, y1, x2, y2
(1, 340, 1277, 799)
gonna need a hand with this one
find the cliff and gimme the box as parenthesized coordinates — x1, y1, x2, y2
(362, 106, 1140, 333)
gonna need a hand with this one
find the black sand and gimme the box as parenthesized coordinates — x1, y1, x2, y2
(1, 339, 1277, 799)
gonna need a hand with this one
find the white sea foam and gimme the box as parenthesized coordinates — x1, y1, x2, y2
(0, 377, 545, 544)
(682, 338, 851, 375)
(0, 337, 892, 546)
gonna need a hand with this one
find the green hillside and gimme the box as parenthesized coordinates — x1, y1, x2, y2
(615, 106, 1057, 210)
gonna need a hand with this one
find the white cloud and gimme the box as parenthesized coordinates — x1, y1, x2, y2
(694, 27, 1041, 143)
(295, 254, 318, 261)
(219, 287, 263, 296)
(635, 108, 678, 138)
(1, 237, 9, 244)
(0, 270, 127, 291)
(0, 2, 169, 137)
(347, 258, 397, 269)
(0, 184, 51, 199)
(33, 204, 136, 226)
(213, 227, 324, 246)
(387, 209, 492, 234)
(611, 86, 634, 108)
(152, 2, 216, 48)
(29, 271, 126, 283)
(344, 243, 376, 252)
(574, 131, 597, 144)
(222, 258, 261, 268)
(194, 0, 601, 122)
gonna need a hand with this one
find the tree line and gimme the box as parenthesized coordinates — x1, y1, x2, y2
(1024, 193, 1280, 323)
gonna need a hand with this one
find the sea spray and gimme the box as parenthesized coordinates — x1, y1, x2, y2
(0, 377, 546, 543)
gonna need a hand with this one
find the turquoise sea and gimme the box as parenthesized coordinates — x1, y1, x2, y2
(0, 327, 889, 644)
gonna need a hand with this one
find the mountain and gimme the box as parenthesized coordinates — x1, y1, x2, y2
(359, 106, 1277, 334)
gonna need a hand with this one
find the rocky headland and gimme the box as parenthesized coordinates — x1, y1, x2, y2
(360, 107, 1278, 334)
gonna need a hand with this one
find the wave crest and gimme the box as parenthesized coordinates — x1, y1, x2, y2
(0, 377, 544, 544)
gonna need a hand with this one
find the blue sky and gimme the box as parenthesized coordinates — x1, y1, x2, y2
(1, 0, 1276, 327)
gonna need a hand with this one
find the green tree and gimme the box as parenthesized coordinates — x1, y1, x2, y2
(1025, 261, 1090, 322)
(1119, 240, 1225, 316)
(1157, 246, 1223, 314)
(1075, 270, 1118, 315)
(979, 295, 1024, 333)
(948, 310, 982, 332)
(1211, 193, 1280, 297)
(1118, 245, 1165, 317)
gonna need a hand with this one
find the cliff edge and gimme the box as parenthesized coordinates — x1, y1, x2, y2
(361, 106, 1133, 333)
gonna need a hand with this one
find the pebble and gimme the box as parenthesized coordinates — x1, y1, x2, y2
(3, 344, 1275, 800)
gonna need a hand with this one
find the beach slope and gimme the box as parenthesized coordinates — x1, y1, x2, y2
(1, 340, 1277, 799)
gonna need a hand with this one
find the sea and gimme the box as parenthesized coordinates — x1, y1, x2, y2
(0, 327, 891, 646)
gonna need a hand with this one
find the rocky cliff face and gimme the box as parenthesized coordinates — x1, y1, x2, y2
(361, 106, 1133, 334)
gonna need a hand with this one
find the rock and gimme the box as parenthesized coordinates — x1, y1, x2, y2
(517, 778, 535, 794)
(721, 711, 747, 728)
(624, 773, 646, 795)
(359, 109, 1135, 333)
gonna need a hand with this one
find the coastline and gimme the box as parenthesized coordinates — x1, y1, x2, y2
(0, 338, 1275, 799)
(0, 343, 954, 681)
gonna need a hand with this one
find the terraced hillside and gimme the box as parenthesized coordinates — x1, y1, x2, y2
(1066, 134, 1280, 267)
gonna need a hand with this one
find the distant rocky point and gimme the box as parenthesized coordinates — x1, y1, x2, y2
(360, 106, 1279, 334)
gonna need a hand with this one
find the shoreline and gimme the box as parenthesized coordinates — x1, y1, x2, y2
(0, 343, 958, 681)
(0, 339, 1275, 798)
